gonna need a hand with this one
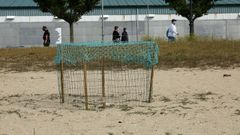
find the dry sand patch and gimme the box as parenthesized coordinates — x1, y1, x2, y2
(0, 68, 240, 135)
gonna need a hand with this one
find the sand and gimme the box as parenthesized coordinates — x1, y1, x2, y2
(0, 68, 240, 135)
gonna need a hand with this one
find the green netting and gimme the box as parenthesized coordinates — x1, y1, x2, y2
(55, 41, 159, 109)
(55, 41, 159, 69)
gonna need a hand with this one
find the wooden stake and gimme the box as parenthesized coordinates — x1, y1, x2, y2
(149, 66, 154, 103)
(149, 44, 156, 103)
(101, 59, 106, 108)
(59, 45, 65, 103)
(33, 128, 35, 135)
(83, 64, 89, 110)
(60, 60, 65, 103)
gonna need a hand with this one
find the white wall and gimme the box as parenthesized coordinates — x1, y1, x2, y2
(0, 13, 240, 48)
(0, 13, 240, 23)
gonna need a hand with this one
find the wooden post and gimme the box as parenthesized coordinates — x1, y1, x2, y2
(60, 60, 65, 103)
(149, 43, 156, 103)
(149, 66, 154, 103)
(60, 45, 65, 103)
(83, 64, 89, 110)
(101, 59, 106, 108)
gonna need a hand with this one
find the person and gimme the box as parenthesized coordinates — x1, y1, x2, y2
(42, 26, 50, 47)
(121, 27, 129, 42)
(112, 26, 120, 42)
(167, 19, 179, 42)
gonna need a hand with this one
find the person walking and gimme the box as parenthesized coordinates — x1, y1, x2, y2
(42, 26, 50, 47)
(121, 27, 129, 42)
(112, 26, 120, 42)
(167, 19, 179, 42)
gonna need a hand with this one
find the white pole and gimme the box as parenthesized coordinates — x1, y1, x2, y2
(136, 8, 139, 41)
(147, 4, 150, 36)
(101, 0, 104, 41)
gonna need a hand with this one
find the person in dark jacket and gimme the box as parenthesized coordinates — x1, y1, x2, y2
(112, 26, 120, 42)
(42, 26, 50, 47)
(121, 27, 129, 42)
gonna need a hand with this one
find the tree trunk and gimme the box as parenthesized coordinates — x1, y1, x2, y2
(189, 20, 194, 37)
(69, 22, 74, 43)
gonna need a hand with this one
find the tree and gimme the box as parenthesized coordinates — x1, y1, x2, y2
(165, 0, 218, 37)
(34, 0, 100, 42)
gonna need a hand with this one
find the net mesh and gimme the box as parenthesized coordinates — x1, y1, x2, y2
(55, 41, 159, 110)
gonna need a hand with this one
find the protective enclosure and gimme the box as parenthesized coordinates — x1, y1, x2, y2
(55, 41, 159, 110)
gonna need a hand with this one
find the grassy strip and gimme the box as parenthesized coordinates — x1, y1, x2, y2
(0, 47, 56, 71)
(154, 37, 240, 68)
(0, 37, 240, 71)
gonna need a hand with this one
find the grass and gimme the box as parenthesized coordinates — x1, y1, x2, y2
(193, 92, 215, 101)
(159, 96, 171, 102)
(165, 132, 171, 135)
(154, 36, 240, 68)
(0, 37, 240, 71)
(0, 47, 56, 71)
(235, 109, 240, 115)
(119, 105, 133, 111)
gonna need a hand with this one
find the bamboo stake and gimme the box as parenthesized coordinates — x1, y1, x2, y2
(101, 59, 106, 108)
(83, 64, 89, 110)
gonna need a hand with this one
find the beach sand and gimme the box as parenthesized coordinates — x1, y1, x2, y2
(0, 68, 240, 135)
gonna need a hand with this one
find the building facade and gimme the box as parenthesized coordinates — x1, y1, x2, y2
(0, 0, 240, 47)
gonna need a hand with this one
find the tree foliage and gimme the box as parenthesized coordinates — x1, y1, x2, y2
(166, 0, 217, 21)
(165, 0, 219, 36)
(34, 0, 100, 24)
(34, 0, 100, 42)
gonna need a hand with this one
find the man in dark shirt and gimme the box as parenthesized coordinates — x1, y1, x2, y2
(112, 26, 120, 42)
(42, 26, 50, 47)
(121, 27, 129, 42)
